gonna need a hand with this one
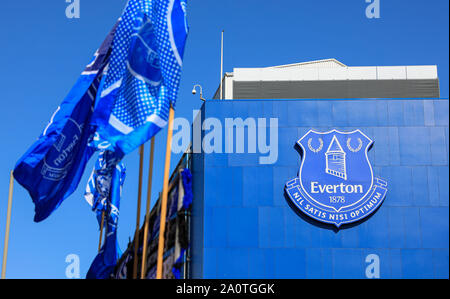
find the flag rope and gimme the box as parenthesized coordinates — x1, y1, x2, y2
(156, 106, 175, 279)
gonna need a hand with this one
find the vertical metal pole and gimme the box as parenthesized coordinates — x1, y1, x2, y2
(1, 171, 14, 279)
(156, 106, 175, 279)
(220, 30, 224, 100)
(140, 137, 155, 279)
(132, 145, 145, 279)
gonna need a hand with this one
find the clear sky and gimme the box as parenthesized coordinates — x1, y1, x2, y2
(0, 0, 448, 278)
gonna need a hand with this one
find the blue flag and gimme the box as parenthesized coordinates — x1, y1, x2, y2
(85, 151, 126, 279)
(90, 0, 189, 156)
(13, 25, 117, 222)
(84, 0, 188, 279)
(85, 151, 123, 225)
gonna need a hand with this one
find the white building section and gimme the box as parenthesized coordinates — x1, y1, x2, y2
(214, 59, 440, 100)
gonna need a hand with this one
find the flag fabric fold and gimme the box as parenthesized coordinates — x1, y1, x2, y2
(91, 0, 189, 156)
(13, 25, 117, 222)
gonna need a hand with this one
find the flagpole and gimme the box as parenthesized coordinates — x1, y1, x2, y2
(156, 105, 175, 279)
(140, 137, 155, 279)
(220, 30, 224, 100)
(97, 210, 105, 252)
(132, 145, 145, 279)
(1, 171, 14, 279)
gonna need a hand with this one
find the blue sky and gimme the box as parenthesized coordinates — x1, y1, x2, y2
(0, 0, 448, 278)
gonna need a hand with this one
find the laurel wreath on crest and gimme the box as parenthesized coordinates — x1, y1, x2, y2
(347, 138, 363, 153)
(308, 138, 323, 153)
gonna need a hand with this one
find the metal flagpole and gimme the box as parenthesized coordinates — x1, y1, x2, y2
(97, 210, 105, 252)
(156, 105, 175, 279)
(1, 171, 14, 279)
(132, 145, 145, 279)
(220, 30, 224, 100)
(140, 137, 155, 279)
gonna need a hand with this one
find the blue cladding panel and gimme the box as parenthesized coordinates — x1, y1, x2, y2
(267, 208, 285, 248)
(424, 100, 435, 126)
(434, 100, 449, 126)
(247, 249, 266, 278)
(420, 207, 449, 249)
(403, 101, 424, 126)
(387, 207, 406, 248)
(305, 249, 323, 278)
(242, 167, 273, 207)
(411, 167, 430, 206)
(203, 248, 217, 278)
(216, 248, 249, 279)
(273, 166, 298, 206)
(388, 249, 403, 279)
(276, 127, 301, 166)
(388, 101, 404, 126)
(204, 207, 228, 248)
(332, 101, 349, 126)
(437, 166, 449, 206)
(429, 127, 448, 165)
(372, 127, 390, 166)
(333, 249, 364, 279)
(433, 249, 449, 279)
(399, 127, 431, 165)
(284, 208, 297, 248)
(348, 101, 378, 126)
(381, 166, 412, 206)
(317, 102, 333, 127)
(402, 249, 434, 279)
(228, 208, 259, 248)
(403, 208, 422, 248)
(258, 207, 271, 248)
(358, 206, 390, 248)
(191, 99, 449, 279)
(274, 249, 306, 278)
(341, 225, 360, 248)
(388, 127, 401, 165)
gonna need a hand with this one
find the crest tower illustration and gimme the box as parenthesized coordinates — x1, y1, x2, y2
(325, 135, 347, 180)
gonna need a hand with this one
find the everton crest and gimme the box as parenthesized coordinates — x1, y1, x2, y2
(285, 129, 388, 228)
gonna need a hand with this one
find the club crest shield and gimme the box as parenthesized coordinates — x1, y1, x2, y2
(285, 129, 388, 227)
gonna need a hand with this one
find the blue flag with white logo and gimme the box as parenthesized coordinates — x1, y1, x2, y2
(85, 151, 123, 226)
(90, 0, 189, 156)
(13, 25, 117, 222)
(85, 151, 126, 279)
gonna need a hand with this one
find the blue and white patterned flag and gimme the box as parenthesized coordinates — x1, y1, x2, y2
(91, 0, 189, 156)
(85, 151, 126, 279)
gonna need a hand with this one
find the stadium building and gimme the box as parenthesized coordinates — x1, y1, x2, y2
(190, 59, 448, 279)
(117, 59, 448, 279)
